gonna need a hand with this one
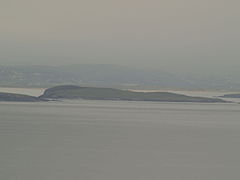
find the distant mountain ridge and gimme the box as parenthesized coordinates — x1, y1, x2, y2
(0, 64, 239, 90)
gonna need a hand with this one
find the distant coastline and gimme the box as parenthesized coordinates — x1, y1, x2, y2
(0, 86, 236, 102)
(38, 85, 227, 103)
(0, 86, 235, 98)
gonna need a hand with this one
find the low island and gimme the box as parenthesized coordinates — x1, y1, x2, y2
(220, 93, 240, 98)
(39, 85, 226, 103)
(0, 85, 227, 103)
(0, 92, 42, 102)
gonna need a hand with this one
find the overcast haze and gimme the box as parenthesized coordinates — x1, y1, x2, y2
(1, 0, 240, 73)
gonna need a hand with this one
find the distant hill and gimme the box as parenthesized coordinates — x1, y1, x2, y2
(0, 64, 193, 89)
(0, 64, 240, 90)
(39, 85, 226, 103)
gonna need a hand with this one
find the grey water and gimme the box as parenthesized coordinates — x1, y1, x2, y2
(1, 100, 240, 180)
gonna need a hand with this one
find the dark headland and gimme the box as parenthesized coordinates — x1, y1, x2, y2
(39, 85, 226, 103)
(220, 93, 240, 98)
(0, 92, 42, 102)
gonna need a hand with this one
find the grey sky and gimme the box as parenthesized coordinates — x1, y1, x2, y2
(0, 0, 239, 73)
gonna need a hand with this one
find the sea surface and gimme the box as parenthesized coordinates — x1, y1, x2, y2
(1, 88, 240, 180)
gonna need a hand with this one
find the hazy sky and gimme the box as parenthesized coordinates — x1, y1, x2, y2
(1, 0, 239, 73)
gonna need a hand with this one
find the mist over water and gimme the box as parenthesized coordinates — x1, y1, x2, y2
(0, 87, 44, 97)
(1, 100, 240, 180)
(1, 0, 240, 76)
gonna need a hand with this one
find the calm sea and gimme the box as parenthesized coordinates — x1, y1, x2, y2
(0, 88, 240, 179)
